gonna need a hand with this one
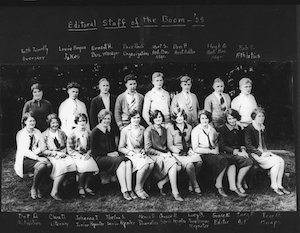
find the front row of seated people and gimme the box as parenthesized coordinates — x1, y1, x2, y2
(15, 106, 290, 202)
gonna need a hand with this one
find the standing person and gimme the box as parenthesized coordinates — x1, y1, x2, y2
(67, 113, 99, 198)
(218, 109, 253, 197)
(244, 107, 290, 195)
(171, 75, 200, 128)
(14, 112, 52, 199)
(204, 78, 231, 129)
(231, 77, 258, 127)
(144, 110, 183, 201)
(40, 113, 77, 201)
(143, 72, 171, 126)
(115, 74, 144, 131)
(90, 109, 136, 201)
(191, 110, 229, 197)
(167, 107, 202, 195)
(59, 82, 90, 137)
(89, 78, 117, 134)
(118, 110, 154, 199)
(22, 83, 53, 132)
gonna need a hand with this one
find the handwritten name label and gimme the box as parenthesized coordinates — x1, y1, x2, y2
(187, 212, 210, 230)
(206, 42, 227, 60)
(173, 43, 196, 55)
(17, 213, 42, 226)
(20, 45, 48, 62)
(212, 212, 231, 225)
(68, 20, 97, 32)
(236, 212, 254, 225)
(236, 44, 261, 59)
(91, 43, 120, 59)
(137, 213, 159, 226)
(260, 212, 281, 228)
(151, 43, 170, 60)
(49, 214, 68, 227)
(58, 45, 86, 61)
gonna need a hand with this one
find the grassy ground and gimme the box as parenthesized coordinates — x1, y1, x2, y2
(1, 140, 297, 212)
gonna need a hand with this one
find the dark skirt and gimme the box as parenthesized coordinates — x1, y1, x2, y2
(200, 154, 228, 179)
(23, 157, 38, 174)
(222, 153, 253, 168)
(94, 155, 129, 175)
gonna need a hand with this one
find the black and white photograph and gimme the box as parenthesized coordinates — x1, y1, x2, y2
(0, 2, 298, 233)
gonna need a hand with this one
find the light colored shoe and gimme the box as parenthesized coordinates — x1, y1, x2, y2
(135, 189, 147, 200)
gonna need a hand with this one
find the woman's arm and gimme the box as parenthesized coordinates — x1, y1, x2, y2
(244, 127, 262, 156)
(144, 128, 163, 156)
(67, 134, 83, 158)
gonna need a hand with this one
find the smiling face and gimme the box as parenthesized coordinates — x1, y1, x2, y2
(50, 118, 60, 132)
(130, 113, 141, 126)
(199, 114, 209, 127)
(181, 80, 192, 93)
(125, 80, 137, 93)
(254, 112, 265, 125)
(32, 89, 43, 101)
(153, 112, 163, 126)
(213, 81, 224, 93)
(101, 114, 111, 128)
(175, 113, 184, 124)
(240, 83, 252, 95)
(25, 116, 36, 130)
(99, 80, 110, 94)
(226, 114, 237, 127)
(68, 88, 79, 100)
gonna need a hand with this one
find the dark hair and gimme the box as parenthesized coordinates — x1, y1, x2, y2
(198, 109, 212, 122)
(179, 75, 192, 83)
(124, 74, 137, 83)
(31, 83, 43, 92)
(21, 112, 35, 128)
(67, 82, 80, 90)
(149, 110, 165, 124)
(170, 107, 187, 123)
(74, 113, 88, 124)
(251, 107, 266, 120)
(128, 109, 140, 119)
(46, 113, 61, 128)
(98, 109, 112, 123)
(225, 108, 241, 122)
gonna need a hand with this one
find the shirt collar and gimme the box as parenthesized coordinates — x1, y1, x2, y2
(252, 121, 265, 131)
(214, 92, 223, 99)
(100, 93, 110, 98)
(226, 123, 239, 131)
(97, 124, 111, 133)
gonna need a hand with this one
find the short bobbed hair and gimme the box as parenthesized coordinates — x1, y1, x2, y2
(149, 110, 165, 124)
(170, 107, 187, 123)
(251, 107, 266, 120)
(152, 72, 164, 81)
(67, 82, 80, 90)
(128, 109, 140, 119)
(97, 109, 112, 123)
(21, 112, 35, 128)
(31, 83, 43, 92)
(239, 77, 252, 88)
(198, 109, 212, 122)
(225, 108, 241, 122)
(46, 113, 61, 128)
(124, 74, 137, 83)
(74, 113, 88, 124)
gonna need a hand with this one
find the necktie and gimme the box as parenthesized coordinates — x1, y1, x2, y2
(73, 99, 78, 115)
(29, 135, 34, 150)
(259, 130, 267, 152)
(186, 93, 193, 112)
(174, 124, 188, 154)
(128, 95, 136, 112)
(220, 93, 226, 111)
(53, 137, 61, 149)
(34, 99, 41, 107)
(202, 129, 213, 149)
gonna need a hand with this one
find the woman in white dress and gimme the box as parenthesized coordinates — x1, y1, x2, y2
(244, 107, 290, 195)
(118, 110, 154, 199)
(67, 113, 99, 198)
(41, 113, 77, 200)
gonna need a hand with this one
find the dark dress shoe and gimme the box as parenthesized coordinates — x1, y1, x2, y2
(217, 187, 228, 197)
